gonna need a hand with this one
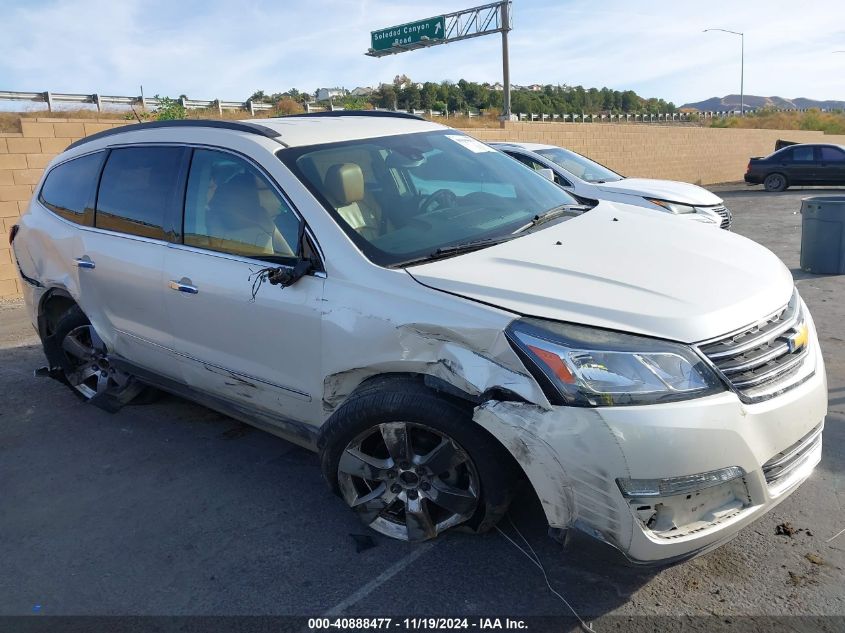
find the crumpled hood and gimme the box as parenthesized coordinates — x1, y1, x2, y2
(407, 204, 793, 343)
(596, 178, 723, 206)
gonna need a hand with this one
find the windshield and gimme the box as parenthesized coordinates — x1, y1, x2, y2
(534, 147, 623, 183)
(280, 130, 580, 267)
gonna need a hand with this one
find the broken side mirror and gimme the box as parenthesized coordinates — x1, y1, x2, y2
(268, 259, 314, 287)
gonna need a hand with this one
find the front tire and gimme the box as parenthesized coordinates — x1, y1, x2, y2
(320, 377, 519, 542)
(763, 173, 788, 192)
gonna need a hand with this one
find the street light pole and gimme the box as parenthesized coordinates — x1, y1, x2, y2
(705, 28, 745, 116)
(501, 1, 512, 120)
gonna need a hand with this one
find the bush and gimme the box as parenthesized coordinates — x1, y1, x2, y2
(154, 95, 187, 121)
(708, 108, 845, 134)
(275, 97, 304, 115)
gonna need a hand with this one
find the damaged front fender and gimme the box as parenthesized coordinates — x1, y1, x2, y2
(472, 400, 635, 552)
(322, 318, 551, 413)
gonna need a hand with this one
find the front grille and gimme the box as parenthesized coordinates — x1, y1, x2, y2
(763, 423, 823, 494)
(698, 291, 810, 401)
(711, 205, 732, 229)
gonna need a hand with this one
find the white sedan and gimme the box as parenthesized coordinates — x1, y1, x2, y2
(491, 141, 732, 229)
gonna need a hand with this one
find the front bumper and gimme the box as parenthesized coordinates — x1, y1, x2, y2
(474, 321, 827, 565)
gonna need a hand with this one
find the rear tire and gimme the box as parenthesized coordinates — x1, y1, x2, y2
(763, 173, 788, 192)
(45, 305, 149, 405)
(320, 376, 520, 542)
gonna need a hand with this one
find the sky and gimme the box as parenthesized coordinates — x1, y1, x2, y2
(0, 0, 843, 107)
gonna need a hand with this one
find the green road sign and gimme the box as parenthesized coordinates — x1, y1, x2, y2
(371, 15, 446, 52)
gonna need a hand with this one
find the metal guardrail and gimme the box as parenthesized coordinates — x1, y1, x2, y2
(0, 89, 832, 123)
(0, 90, 275, 115)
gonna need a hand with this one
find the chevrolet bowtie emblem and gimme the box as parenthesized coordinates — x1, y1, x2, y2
(786, 324, 809, 353)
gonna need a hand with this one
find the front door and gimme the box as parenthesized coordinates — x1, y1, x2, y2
(163, 148, 324, 431)
(816, 145, 845, 185)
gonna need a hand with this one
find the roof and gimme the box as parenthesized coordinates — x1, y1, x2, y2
(489, 141, 557, 151)
(65, 113, 448, 153)
(252, 114, 445, 147)
(778, 143, 845, 149)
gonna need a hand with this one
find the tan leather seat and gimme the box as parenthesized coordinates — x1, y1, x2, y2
(203, 173, 294, 257)
(324, 163, 381, 240)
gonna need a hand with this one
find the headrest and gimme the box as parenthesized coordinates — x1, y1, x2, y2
(208, 173, 267, 229)
(324, 163, 364, 206)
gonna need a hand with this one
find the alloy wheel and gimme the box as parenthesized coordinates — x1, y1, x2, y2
(61, 325, 129, 399)
(337, 421, 480, 541)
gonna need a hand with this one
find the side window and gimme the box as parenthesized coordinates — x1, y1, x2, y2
(507, 152, 572, 187)
(508, 152, 545, 171)
(38, 152, 104, 225)
(791, 147, 814, 162)
(183, 149, 300, 259)
(820, 146, 845, 162)
(96, 147, 184, 239)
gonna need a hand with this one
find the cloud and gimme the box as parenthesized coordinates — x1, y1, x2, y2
(0, 0, 843, 104)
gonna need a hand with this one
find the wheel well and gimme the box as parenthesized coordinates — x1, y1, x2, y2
(766, 171, 788, 182)
(345, 371, 528, 408)
(324, 371, 529, 484)
(39, 290, 80, 338)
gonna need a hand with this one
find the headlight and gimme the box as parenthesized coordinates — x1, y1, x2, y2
(645, 198, 697, 214)
(506, 319, 725, 406)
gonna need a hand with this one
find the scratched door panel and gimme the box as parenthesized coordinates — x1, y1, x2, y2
(162, 245, 325, 429)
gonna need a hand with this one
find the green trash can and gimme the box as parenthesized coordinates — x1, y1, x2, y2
(800, 196, 845, 274)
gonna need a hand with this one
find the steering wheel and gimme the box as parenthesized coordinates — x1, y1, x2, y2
(419, 188, 458, 214)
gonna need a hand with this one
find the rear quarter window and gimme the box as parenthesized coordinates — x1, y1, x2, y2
(38, 152, 105, 225)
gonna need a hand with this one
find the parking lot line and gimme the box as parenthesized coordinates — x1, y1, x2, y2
(323, 542, 438, 615)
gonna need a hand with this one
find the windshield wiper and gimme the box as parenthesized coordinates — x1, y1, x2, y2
(431, 235, 516, 256)
(394, 235, 517, 268)
(513, 204, 581, 233)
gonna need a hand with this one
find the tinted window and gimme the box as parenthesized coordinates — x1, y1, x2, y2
(820, 146, 845, 162)
(96, 147, 183, 239)
(183, 149, 300, 259)
(791, 147, 815, 162)
(39, 152, 104, 225)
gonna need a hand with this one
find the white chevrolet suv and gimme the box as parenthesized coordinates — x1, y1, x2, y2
(10, 113, 826, 564)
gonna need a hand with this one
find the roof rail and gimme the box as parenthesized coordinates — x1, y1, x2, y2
(281, 110, 425, 121)
(66, 119, 281, 150)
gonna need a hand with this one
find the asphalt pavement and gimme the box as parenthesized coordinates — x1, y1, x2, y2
(1, 186, 843, 630)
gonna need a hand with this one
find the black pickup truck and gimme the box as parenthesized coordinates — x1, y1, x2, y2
(745, 143, 845, 191)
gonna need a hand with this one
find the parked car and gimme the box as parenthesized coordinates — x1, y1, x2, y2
(10, 113, 826, 565)
(745, 143, 845, 191)
(491, 142, 733, 229)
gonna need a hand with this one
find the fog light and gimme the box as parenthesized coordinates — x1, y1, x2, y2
(617, 466, 745, 498)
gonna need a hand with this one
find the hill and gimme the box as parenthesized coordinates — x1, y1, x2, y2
(682, 94, 845, 111)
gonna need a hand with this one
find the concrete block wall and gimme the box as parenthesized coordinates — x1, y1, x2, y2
(463, 122, 845, 186)
(1, 118, 129, 298)
(2, 116, 845, 299)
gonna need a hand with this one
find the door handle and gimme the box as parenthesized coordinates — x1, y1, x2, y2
(75, 257, 95, 270)
(169, 280, 198, 294)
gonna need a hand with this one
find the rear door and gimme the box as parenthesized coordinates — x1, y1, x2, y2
(77, 145, 188, 378)
(776, 146, 817, 184)
(816, 146, 845, 185)
(162, 147, 324, 429)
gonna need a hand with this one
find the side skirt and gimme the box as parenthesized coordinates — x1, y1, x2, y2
(109, 356, 320, 452)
